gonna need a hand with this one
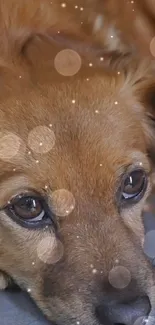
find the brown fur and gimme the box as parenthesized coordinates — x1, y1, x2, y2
(0, 1, 155, 325)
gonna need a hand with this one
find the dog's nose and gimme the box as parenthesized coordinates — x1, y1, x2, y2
(95, 296, 151, 325)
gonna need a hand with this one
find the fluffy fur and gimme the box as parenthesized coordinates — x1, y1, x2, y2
(0, 1, 154, 325)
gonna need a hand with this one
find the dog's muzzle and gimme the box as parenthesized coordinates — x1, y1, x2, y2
(95, 295, 151, 325)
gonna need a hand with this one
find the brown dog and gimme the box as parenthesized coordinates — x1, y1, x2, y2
(0, 1, 155, 325)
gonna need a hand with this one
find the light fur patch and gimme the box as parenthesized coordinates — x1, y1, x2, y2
(0, 273, 9, 290)
(93, 15, 103, 32)
(105, 25, 121, 51)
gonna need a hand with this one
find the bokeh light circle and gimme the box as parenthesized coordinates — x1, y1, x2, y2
(0, 132, 21, 161)
(28, 126, 55, 154)
(37, 236, 64, 264)
(108, 266, 131, 289)
(50, 189, 75, 217)
(54, 49, 81, 76)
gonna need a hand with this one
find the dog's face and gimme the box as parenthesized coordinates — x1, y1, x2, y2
(0, 35, 155, 325)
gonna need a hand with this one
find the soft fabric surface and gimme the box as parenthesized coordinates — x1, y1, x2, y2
(0, 291, 51, 325)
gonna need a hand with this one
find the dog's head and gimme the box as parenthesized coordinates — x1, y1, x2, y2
(0, 0, 155, 320)
(0, 31, 155, 325)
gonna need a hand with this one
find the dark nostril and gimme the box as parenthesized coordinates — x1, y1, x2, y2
(95, 296, 151, 325)
(95, 306, 113, 325)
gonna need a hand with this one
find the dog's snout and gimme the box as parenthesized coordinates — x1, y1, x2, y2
(95, 296, 151, 325)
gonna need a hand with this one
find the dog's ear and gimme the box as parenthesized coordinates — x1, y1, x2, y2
(129, 61, 155, 163)
(0, 0, 89, 61)
(141, 81, 155, 163)
(90, 0, 155, 58)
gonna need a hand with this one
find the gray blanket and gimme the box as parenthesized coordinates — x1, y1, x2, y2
(0, 291, 51, 325)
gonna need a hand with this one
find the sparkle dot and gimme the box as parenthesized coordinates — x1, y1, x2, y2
(117, 71, 120, 75)
(131, 0, 134, 3)
(90, 264, 94, 268)
(13, 168, 16, 172)
(27, 288, 31, 293)
(19, 75, 22, 79)
(28, 151, 31, 155)
(89, 63, 93, 67)
(7, 200, 10, 205)
(86, 78, 89, 81)
(76, 322, 80, 325)
(95, 110, 99, 113)
(39, 142, 43, 146)
(45, 185, 48, 190)
(81, 22, 83, 24)
(32, 262, 35, 266)
(57, 31, 60, 34)
(72, 99, 76, 104)
(100, 57, 104, 61)
(99, 163, 103, 167)
(76, 236, 79, 239)
(75, 5, 78, 8)
(49, 124, 52, 127)
(132, 9, 134, 11)
(115, 101, 118, 105)
(92, 269, 97, 274)
(111, 35, 114, 38)
(61, 3, 66, 7)
(36, 160, 39, 164)
(80, 7, 83, 10)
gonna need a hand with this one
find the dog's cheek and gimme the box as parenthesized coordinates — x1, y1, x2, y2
(0, 211, 63, 293)
(0, 272, 10, 290)
(121, 204, 146, 246)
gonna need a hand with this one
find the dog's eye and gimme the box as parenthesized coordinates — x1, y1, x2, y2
(5, 194, 56, 229)
(121, 169, 147, 205)
(12, 196, 44, 220)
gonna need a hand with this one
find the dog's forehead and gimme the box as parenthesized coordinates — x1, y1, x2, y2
(0, 70, 147, 193)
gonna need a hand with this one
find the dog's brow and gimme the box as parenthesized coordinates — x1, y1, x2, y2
(128, 151, 151, 172)
(114, 151, 151, 187)
(0, 175, 34, 207)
